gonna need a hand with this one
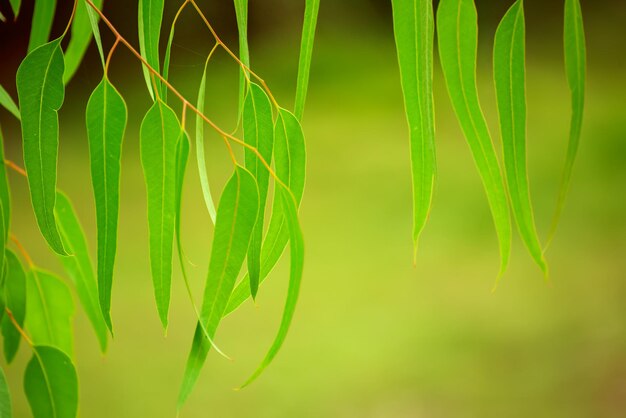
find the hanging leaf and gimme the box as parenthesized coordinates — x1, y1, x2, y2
(233, 0, 250, 121)
(174, 130, 189, 279)
(9, 0, 21, 19)
(24, 345, 78, 418)
(138, 0, 165, 100)
(63, 0, 104, 83)
(178, 166, 259, 409)
(243, 83, 274, 299)
(391, 0, 437, 256)
(0, 84, 20, 120)
(85, 77, 127, 332)
(225, 108, 306, 315)
(549, 0, 586, 242)
(493, 0, 547, 274)
(436, 0, 511, 278)
(55, 191, 109, 352)
(294, 0, 320, 120)
(25, 269, 74, 356)
(240, 185, 304, 387)
(0, 366, 11, 418)
(0, 127, 11, 277)
(84, 0, 105, 66)
(28, 0, 57, 53)
(1, 250, 27, 363)
(140, 100, 180, 329)
(16, 38, 67, 255)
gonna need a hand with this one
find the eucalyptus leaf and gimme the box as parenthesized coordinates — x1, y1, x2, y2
(174, 129, 189, 281)
(234, 0, 249, 121)
(63, 0, 104, 83)
(9, 0, 21, 19)
(0, 84, 20, 120)
(0, 366, 11, 418)
(0, 127, 11, 277)
(294, 0, 320, 121)
(28, 0, 57, 53)
(16, 38, 67, 255)
(1, 250, 27, 363)
(138, 0, 164, 100)
(85, 0, 105, 66)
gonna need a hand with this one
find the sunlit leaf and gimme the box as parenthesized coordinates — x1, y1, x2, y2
(174, 129, 189, 279)
(1, 250, 27, 363)
(233, 0, 249, 121)
(493, 0, 547, 275)
(178, 166, 258, 409)
(436, 0, 511, 278)
(243, 83, 274, 299)
(138, 0, 164, 100)
(0, 84, 20, 120)
(63, 0, 104, 83)
(24, 345, 78, 418)
(0, 127, 11, 276)
(140, 100, 180, 329)
(391, 0, 437, 256)
(16, 38, 67, 255)
(0, 366, 11, 418)
(294, 0, 320, 120)
(25, 269, 74, 356)
(28, 0, 57, 53)
(55, 191, 108, 352)
(85, 77, 127, 332)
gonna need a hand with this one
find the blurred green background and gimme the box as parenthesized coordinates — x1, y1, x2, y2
(1, 0, 626, 417)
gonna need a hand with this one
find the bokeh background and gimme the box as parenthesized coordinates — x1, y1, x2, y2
(1, 0, 626, 417)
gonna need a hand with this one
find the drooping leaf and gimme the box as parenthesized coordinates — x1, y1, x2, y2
(138, 0, 164, 100)
(55, 191, 108, 352)
(0, 84, 20, 120)
(548, 0, 586, 243)
(24, 345, 78, 418)
(240, 185, 304, 387)
(85, 77, 127, 333)
(294, 0, 320, 121)
(9, 0, 21, 19)
(391, 0, 437, 256)
(243, 83, 274, 299)
(63, 0, 104, 83)
(85, 0, 105, 66)
(233, 0, 249, 121)
(225, 108, 306, 315)
(436, 0, 511, 278)
(195, 58, 217, 224)
(493, 0, 547, 274)
(28, 0, 57, 53)
(174, 129, 189, 280)
(0, 366, 11, 418)
(16, 38, 67, 255)
(178, 166, 259, 409)
(1, 250, 27, 363)
(25, 269, 74, 356)
(140, 100, 180, 329)
(0, 127, 11, 276)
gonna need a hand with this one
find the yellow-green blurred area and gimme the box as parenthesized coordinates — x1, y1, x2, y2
(1, 0, 626, 417)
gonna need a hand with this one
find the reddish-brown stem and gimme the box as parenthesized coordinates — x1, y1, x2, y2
(4, 159, 26, 177)
(5, 308, 33, 346)
(9, 233, 34, 268)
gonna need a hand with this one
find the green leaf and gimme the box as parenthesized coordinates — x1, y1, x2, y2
(225, 108, 306, 315)
(177, 165, 259, 409)
(493, 0, 547, 275)
(0, 366, 11, 418)
(140, 100, 180, 329)
(391, 0, 437, 256)
(28, 0, 57, 53)
(63, 0, 104, 83)
(233, 0, 249, 121)
(436, 0, 511, 278)
(9, 0, 21, 19)
(240, 185, 304, 387)
(548, 0, 586, 243)
(25, 269, 74, 356)
(195, 59, 217, 224)
(174, 129, 189, 280)
(1, 250, 27, 363)
(24, 346, 78, 418)
(243, 83, 274, 299)
(85, 77, 127, 333)
(0, 127, 11, 276)
(294, 0, 320, 121)
(0, 84, 20, 120)
(138, 0, 164, 100)
(16, 38, 67, 255)
(84, 0, 106, 66)
(55, 191, 108, 353)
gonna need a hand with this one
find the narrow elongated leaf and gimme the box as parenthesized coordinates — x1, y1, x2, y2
(85, 1, 105, 66)
(225, 108, 306, 315)
(234, 0, 249, 121)
(0, 84, 20, 120)
(294, 0, 320, 120)
(391, 0, 437, 255)
(1, 250, 27, 363)
(16, 38, 67, 255)
(0, 127, 11, 277)
(9, 0, 21, 19)
(63, 0, 104, 83)
(0, 367, 11, 418)
(178, 166, 258, 409)
(240, 185, 304, 387)
(55, 192, 108, 352)
(28, 0, 57, 53)
(549, 0, 586, 242)
(26, 269, 74, 356)
(195, 59, 217, 223)
(493, 0, 547, 274)
(24, 346, 78, 418)
(174, 130, 189, 278)
(140, 100, 180, 329)
(85, 77, 127, 332)
(436, 0, 511, 277)
(243, 83, 274, 299)
(138, 0, 164, 100)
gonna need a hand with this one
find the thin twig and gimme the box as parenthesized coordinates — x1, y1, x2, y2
(9, 233, 34, 268)
(5, 308, 33, 346)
